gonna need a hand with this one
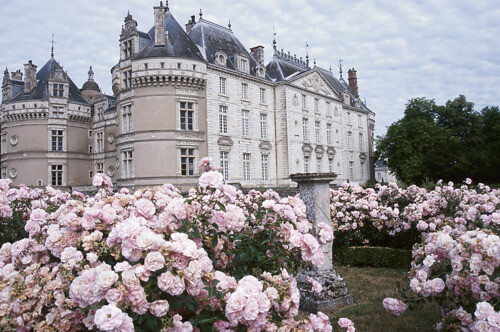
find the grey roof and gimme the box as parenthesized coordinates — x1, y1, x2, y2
(189, 19, 264, 78)
(374, 159, 388, 168)
(82, 80, 100, 91)
(317, 68, 348, 95)
(266, 58, 306, 81)
(104, 95, 117, 113)
(9, 57, 89, 105)
(134, 11, 204, 61)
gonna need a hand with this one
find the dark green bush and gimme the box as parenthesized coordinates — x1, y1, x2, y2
(332, 246, 412, 269)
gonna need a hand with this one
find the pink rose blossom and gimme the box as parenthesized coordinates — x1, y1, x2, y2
(382, 297, 408, 316)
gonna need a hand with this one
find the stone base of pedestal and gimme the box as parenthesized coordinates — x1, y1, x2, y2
(296, 267, 354, 313)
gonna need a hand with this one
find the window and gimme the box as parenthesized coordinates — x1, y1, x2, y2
(349, 161, 354, 181)
(302, 94, 307, 109)
(241, 110, 249, 137)
(52, 106, 64, 118)
(144, 63, 148, 70)
(177, 63, 182, 69)
(96, 132, 104, 153)
(304, 156, 310, 173)
(123, 70, 132, 89)
(358, 115, 362, 127)
(220, 151, 229, 181)
(359, 133, 364, 150)
(51, 130, 63, 151)
(328, 158, 333, 173)
(219, 105, 228, 134)
(219, 77, 226, 94)
(243, 153, 251, 180)
(261, 154, 269, 181)
(260, 88, 266, 104)
(347, 112, 351, 123)
(348, 131, 352, 149)
(97, 163, 104, 174)
(122, 105, 133, 133)
(315, 121, 321, 144)
(180, 102, 194, 130)
(1, 166, 6, 179)
(327, 124, 332, 145)
(89, 145, 93, 154)
(180, 148, 195, 176)
(96, 107, 103, 121)
(241, 83, 248, 99)
(377, 172, 381, 180)
(326, 102, 331, 116)
(51, 165, 63, 186)
(122, 150, 133, 178)
(315, 98, 319, 113)
(124, 40, 133, 58)
(260, 113, 268, 139)
(302, 118, 308, 141)
(89, 170, 94, 179)
(1, 133, 6, 152)
(160, 62, 165, 69)
(52, 84, 64, 97)
(240, 59, 248, 72)
(316, 157, 322, 172)
(360, 162, 365, 181)
(193, 64, 197, 71)
(88, 130, 93, 138)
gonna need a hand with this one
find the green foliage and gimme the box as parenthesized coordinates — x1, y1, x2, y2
(376, 95, 500, 185)
(0, 198, 30, 245)
(332, 246, 413, 269)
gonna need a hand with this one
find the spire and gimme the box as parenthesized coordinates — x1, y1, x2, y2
(165, 0, 169, 11)
(305, 43, 309, 68)
(51, 32, 56, 57)
(339, 59, 343, 78)
(199, 8, 203, 19)
(3, 67, 8, 76)
(272, 26, 277, 53)
(88, 66, 94, 81)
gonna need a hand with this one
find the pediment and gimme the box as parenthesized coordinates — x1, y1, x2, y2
(259, 141, 272, 150)
(217, 136, 233, 146)
(290, 71, 340, 99)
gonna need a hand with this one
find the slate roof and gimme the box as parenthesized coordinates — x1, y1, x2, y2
(266, 58, 306, 81)
(188, 19, 263, 77)
(9, 56, 89, 105)
(374, 159, 388, 168)
(134, 11, 204, 61)
(82, 80, 100, 91)
(104, 95, 117, 113)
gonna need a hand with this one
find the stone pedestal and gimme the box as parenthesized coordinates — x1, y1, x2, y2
(290, 173, 353, 312)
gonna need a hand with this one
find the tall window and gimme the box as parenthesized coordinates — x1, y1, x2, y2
(97, 163, 104, 174)
(261, 154, 269, 181)
(328, 158, 333, 173)
(180, 148, 195, 176)
(219, 105, 228, 134)
(51, 130, 63, 151)
(122, 105, 133, 133)
(260, 113, 268, 139)
(122, 150, 133, 178)
(124, 40, 133, 58)
(240, 59, 248, 72)
(315, 121, 321, 144)
(349, 161, 354, 181)
(220, 151, 229, 181)
(241, 110, 249, 137)
(52, 84, 64, 97)
(359, 133, 364, 150)
(260, 88, 266, 104)
(219, 77, 226, 94)
(123, 70, 132, 89)
(241, 83, 248, 99)
(358, 114, 363, 127)
(96, 131, 104, 153)
(304, 156, 310, 173)
(316, 157, 322, 172)
(302, 94, 307, 109)
(180, 102, 194, 130)
(315, 98, 319, 113)
(1, 133, 6, 152)
(51, 165, 63, 186)
(1, 166, 6, 179)
(360, 162, 365, 181)
(327, 124, 332, 145)
(348, 131, 352, 149)
(302, 118, 308, 141)
(52, 106, 64, 118)
(326, 102, 331, 116)
(243, 153, 251, 180)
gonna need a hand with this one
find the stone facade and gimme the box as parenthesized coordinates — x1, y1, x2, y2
(1, 3, 375, 191)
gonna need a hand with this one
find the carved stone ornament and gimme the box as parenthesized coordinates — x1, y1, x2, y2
(334, 107, 339, 117)
(359, 152, 367, 163)
(9, 135, 18, 145)
(217, 136, 234, 147)
(302, 143, 313, 157)
(301, 73, 330, 95)
(107, 166, 115, 177)
(9, 168, 17, 178)
(293, 94, 299, 106)
(214, 51, 227, 66)
(315, 145, 325, 155)
(327, 147, 336, 157)
(259, 141, 272, 150)
(108, 134, 115, 144)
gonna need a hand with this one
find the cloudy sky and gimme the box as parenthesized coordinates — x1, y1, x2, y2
(1, 0, 499, 137)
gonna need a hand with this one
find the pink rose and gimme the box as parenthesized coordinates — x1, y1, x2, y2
(94, 304, 126, 331)
(307, 277, 323, 295)
(382, 297, 407, 316)
(144, 251, 165, 271)
(135, 198, 156, 218)
(149, 300, 170, 317)
(158, 271, 185, 296)
(199, 171, 224, 188)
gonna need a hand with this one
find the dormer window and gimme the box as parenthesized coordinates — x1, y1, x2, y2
(215, 51, 227, 66)
(255, 64, 266, 78)
(52, 84, 64, 97)
(123, 40, 133, 58)
(240, 58, 248, 72)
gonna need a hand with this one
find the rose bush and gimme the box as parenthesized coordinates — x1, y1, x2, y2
(0, 160, 335, 331)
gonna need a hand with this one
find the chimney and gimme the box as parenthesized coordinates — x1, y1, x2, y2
(250, 46, 265, 64)
(154, 2, 166, 46)
(11, 70, 23, 81)
(24, 60, 37, 94)
(348, 68, 358, 97)
(185, 15, 196, 34)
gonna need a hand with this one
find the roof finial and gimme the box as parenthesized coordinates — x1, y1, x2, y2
(228, 20, 231, 30)
(199, 8, 203, 19)
(88, 66, 94, 81)
(329, 65, 332, 72)
(165, 0, 169, 11)
(4, 67, 8, 76)
(305, 43, 309, 68)
(339, 59, 343, 78)
(272, 26, 277, 52)
(51, 32, 56, 57)
(314, 59, 316, 67)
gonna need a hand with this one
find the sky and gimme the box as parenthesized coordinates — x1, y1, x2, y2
(1, 0, 499, 137)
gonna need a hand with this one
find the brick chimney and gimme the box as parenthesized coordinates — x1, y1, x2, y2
(185, 15, 196, 34)
(250, 46, 264, 64)
(24, 60, 37, 94)
(348, 68, 358, 97)
(154, 2, 166, 46)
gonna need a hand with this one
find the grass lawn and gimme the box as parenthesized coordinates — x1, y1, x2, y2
(326, 265, 441, 331)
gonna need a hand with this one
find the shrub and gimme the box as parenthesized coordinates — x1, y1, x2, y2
(332, 246, 412, 269)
